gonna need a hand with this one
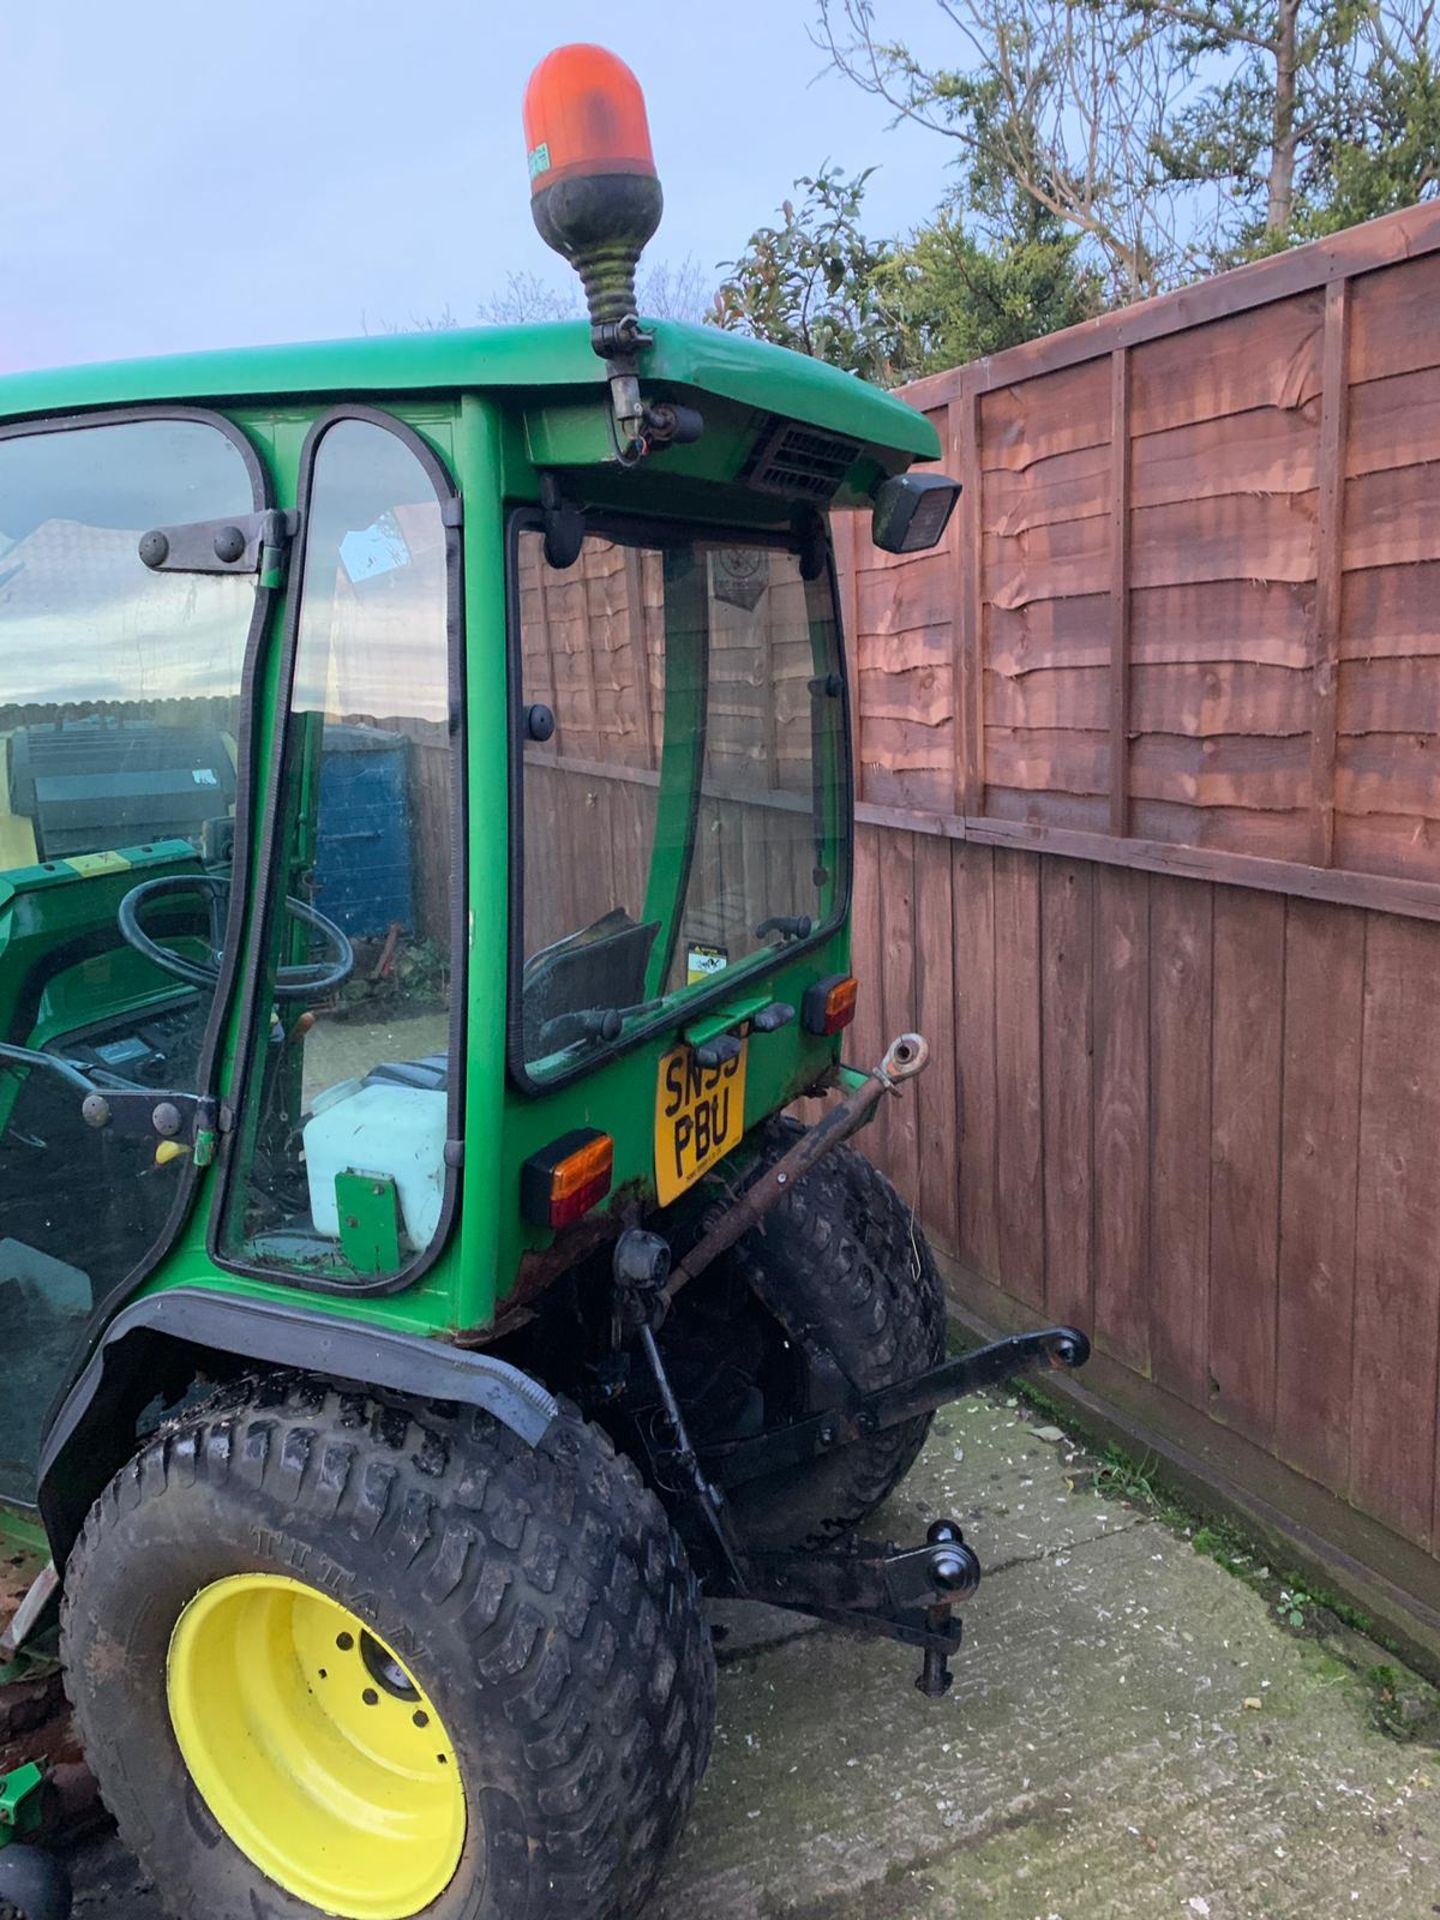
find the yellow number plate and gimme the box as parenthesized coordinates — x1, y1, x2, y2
(654, 1039, 748, 1206)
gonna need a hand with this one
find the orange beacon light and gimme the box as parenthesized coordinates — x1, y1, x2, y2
(524, 45, 657, 188)
(523, 45, 664, 326)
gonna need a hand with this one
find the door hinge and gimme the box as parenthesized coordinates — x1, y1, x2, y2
(138, 508, 299, 586)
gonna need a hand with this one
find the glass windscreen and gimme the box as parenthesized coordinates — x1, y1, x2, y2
(516, 527, 848, 1081)
(0, 415, 259, 1500)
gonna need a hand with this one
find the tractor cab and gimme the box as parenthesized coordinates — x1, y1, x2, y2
(0, 298, 944, 1523)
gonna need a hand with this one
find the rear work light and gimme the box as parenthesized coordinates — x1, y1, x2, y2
(521, 1128, 615, 1229)
(803, 974, 859, 1037)
(872, 472, 962, 554)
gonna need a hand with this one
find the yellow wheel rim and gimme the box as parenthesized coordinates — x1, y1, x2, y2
(166, 1574, 466, 1920)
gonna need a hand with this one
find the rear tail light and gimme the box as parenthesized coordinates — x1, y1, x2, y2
(803, 974, 858, 1037)
(521, 1128, 614, 1228)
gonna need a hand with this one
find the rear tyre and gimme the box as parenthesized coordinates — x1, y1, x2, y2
(60, 1373, 715, 1920)
(666, 1118, 947, 1549)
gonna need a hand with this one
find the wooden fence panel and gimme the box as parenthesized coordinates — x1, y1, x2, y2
(507, 204, 1440, 1648)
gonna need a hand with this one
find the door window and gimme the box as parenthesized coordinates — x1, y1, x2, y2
(218, 417, 461, 1287)
(0, 414, 263, 1500)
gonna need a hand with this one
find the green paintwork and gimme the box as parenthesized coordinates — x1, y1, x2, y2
(0, 1763, 45, 1845)
(335, 1173, 404, 1277)
(0, 312, 938, 1529)
(0, 320, 940, 468)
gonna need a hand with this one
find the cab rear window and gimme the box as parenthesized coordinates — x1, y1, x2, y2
(513, 523, 850, 1087)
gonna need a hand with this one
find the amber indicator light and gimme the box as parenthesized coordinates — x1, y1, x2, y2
(521, 1128, 615, 1229)
(802, 974, 859, 1037)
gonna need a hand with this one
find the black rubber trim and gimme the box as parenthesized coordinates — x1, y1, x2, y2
(209, 405, 468, 1298)
(503, 508, 855, 1097)
(0, 405, 277, 1370)
(37, 1288, 558, 1561)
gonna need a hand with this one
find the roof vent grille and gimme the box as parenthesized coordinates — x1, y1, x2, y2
(742, 419, 860, 502)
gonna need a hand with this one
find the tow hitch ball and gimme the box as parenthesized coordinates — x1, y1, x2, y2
(916, 1520, 977, 1699)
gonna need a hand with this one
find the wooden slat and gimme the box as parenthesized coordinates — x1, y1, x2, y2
(1130, 731, 1312, 812)
(1040, 857, 1094, 1332)
(914, 835, 960, 1253)
(1335, 732, 1440, 821)
(988, 593, 1111, 676)
(1340, 656, 1440, 735)
(1311, 280, 1352, 867)
(1275, 898, 1364, 1495)
(986, 665, 1111, 731)
(1127, 799, 1314, 863)
(982, 441, 1109, 535)
(984, 787, 1112, 834)
(1131, 579, 1314, 667)
(1091, 865, 1150, 1372)
(1348, 247, 1440, 384)
(985, 726, 1110, 798)
(1147, 876, 1213, 1409)
(1130, 489, 1318, 589)
(1109, 349, 1132, 837)
(955, 388, 985, 816)
(952, 843, 999, 1278)
(1208, 889, 1285, 1448)
(856, 552, 953, 635)
(977, 360, 1112, 472)
(1351, 912, 1440, 1549)
(1133, 664, 1311, 739)
(992, 849, 1045, 1306)
(1132, 401, 1321, 507)
(1346, 364, 1440, 477)
(1130, 291, 1325, 437)
(1333, 810, 1440, 882)
(983, 512, 1110, 608)
(1342, 460, 1440, 571)
(1340, 559, 1440, 658)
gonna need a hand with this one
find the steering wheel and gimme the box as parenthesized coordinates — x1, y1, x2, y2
(117, 873, 355, 1002)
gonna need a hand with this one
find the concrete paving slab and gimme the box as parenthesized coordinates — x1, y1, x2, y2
(61, 1397, 1438, 1920)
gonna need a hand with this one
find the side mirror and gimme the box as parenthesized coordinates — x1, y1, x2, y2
(871, 472, 962, 555)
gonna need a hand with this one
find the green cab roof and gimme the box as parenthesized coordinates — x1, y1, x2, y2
(0, 318, 940, 463)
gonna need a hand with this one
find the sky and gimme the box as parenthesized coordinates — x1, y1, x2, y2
(1, 1, 958, 375)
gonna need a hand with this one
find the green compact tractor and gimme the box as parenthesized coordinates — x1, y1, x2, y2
(0, 44, 1088, 1920)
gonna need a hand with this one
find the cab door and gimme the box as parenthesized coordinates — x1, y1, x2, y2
(211, 409, 466, 1296)
(0, 410, 271, 1502)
